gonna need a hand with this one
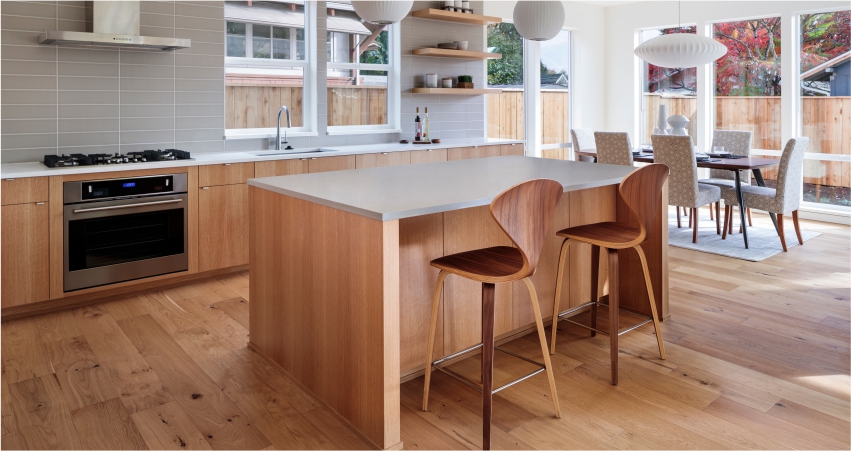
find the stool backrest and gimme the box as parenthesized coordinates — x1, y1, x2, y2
(619, 164, 669, 243)
(490, 179, 564, 278)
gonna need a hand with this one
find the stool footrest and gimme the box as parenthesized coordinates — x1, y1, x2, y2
(430, 344, 547, 395)
(555, 301, 655, 337)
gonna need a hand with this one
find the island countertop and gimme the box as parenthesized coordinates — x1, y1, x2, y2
(247, 156, 635, 221)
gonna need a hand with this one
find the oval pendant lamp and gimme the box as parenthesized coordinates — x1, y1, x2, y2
(351, 1, 413, 25)
(634, 1, 726, 68)
(513, 1, 565, 42)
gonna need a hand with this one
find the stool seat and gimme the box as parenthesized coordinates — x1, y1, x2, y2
(556, 222, 642, 249)
(430, 246, 524, 282)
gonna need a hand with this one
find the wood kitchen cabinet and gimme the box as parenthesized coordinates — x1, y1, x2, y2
(356, 151, 410, 169)
(501, 143, 525, 156)
(308, 155, 356, 173)
(198, 162, 254, 186)
(2, 202, 50, 308)
(447, 145, 502, 160)
(410, 148, 447, 164)
(255, 159, 309, 177)
(198, 184, 249, 271)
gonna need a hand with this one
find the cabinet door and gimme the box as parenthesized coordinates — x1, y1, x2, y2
(447, 145, 501, 161)
(501, 143, 525, 156)
(198, 184, 249, 271)
(2, 202, 49, 308)
(410, 148, 447, 165)
(308, 155, 356, 173)
(255, 159, 309, 177)
(356, 151, 410, 169)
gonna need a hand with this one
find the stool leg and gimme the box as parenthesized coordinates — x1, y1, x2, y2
(550, 239, 571, 354)
(634, 245, 666, 360)
(607, 248, 619, 385)
(523, 278, 561, 419)
(481, 282, 496, 451)
(422, 270, 448, 411)
(590, 244, 600, 338)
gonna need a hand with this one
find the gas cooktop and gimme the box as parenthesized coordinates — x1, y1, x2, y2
(43, 149, 192, 168)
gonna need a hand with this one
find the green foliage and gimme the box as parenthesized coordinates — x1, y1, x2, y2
(458, 75, 473, 83)
(487, 23, 523, 85)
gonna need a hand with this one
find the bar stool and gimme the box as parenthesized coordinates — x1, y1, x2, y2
(549, 164, 668, 385)
(422, 179, 563, 450)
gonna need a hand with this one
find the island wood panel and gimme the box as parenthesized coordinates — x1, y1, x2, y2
(356, 152, 411, 169)
(1, 202, 49, 308)
(447, 145, 502, 161)
(442, 205, 514, 354)
(254, 159, 309, 177)
(410, 148, 447, 164)
(198, 184, 249, 272)
(1, 177, 48, 205)
(500, 143, 525, 156)
(249, 187, 400, 450)
(567, 185, 618, 308)
(308, 155, 356, 173)
(198, 162, 254, 186)
(398, 213, 445, 375)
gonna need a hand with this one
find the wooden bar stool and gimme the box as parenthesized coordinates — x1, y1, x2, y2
(549, 164, 668, 385)
(422, 179, 563, 450)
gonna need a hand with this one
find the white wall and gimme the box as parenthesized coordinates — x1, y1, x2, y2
(603, 0, 848, 149)
(484, 1, 608, 132)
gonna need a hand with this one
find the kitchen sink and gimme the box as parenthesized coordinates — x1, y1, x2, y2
(252, 149, 322, 156)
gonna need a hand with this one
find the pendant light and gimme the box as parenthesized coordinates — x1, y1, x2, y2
(512, 1, 565, 42)
(633, 1, 726, 68)
(350, 1, 413, 25)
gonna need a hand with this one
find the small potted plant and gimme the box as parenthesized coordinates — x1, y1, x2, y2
(457, 75, 473, 89)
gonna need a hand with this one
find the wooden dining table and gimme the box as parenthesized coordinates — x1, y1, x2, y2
(575, 149, 781, 249)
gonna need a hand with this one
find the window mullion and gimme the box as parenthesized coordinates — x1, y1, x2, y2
(246, 23, 253, 59)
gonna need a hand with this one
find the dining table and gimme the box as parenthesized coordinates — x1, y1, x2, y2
(574, 149, 781, 249)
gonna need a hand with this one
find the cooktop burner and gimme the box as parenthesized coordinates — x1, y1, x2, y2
(43, 149, 192, 168)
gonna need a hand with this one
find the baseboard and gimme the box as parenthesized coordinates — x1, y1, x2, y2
(1, 265, 248, 321)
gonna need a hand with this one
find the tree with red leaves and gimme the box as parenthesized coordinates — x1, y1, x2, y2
(714, 18, 782, 96)
(800, 10, 851, 72)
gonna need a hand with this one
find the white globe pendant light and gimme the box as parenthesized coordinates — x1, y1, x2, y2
(634, 33, 727, 68)
(512, 1, 565, 42)
(633, 1, 726, 68)
(351, 1, 413, 25)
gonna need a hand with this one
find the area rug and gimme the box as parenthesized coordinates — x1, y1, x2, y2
(667, 211, 821, 262)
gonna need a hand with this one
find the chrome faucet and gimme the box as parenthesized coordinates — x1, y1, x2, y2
(276, 106, 292, 150)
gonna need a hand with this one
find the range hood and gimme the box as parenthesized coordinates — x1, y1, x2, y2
(38, 1, 190, 51)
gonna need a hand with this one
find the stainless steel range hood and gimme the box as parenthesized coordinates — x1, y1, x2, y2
(38, 1, 190, 51)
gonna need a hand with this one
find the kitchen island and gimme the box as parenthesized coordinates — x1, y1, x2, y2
(248, 156, 668, 449)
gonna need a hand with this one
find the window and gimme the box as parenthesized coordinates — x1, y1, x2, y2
(326, 2, 398, 132)
(487, 23, 524, 140)
(540, 29, 571, 152)
(224, 1, 315, 136)
(799, 9, 851, 209)
(640, 26, 697, 145)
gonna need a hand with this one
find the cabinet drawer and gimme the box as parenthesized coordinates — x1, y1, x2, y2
(198, 162, 254, 186)
(255, 159, 309, 178)
(501, 143, 525, 156)
(447, 145, 502, 161)
(356, 151, 410, 169)
(411, 148, 447, 165)
(1, 177, 48, 205)
(308, 155, 356, 173)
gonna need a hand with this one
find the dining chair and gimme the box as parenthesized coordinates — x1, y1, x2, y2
(571, 128, 596, 163)
(699, 130, 754, 226)
(721, 137, 810, 251)
(594, 132, 634, 166)
(652, 135, 721, 243)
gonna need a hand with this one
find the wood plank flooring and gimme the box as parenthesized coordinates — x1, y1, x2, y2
(2, 210, 849, 449)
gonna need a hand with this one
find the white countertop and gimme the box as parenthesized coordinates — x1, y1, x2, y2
(248, 156, 635, 221)
(0, 139, 523, 179)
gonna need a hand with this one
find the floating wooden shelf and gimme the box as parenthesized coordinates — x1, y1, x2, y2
(410, 88, 501, 95)
(411, 48, 501, 60)
(411, 8, 502, 25)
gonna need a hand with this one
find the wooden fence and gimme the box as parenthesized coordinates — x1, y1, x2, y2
(486, 90, 571, 145)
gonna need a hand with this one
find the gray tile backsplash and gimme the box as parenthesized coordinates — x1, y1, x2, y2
(3, 1, 491, 163)
(1, 0, 226, 163)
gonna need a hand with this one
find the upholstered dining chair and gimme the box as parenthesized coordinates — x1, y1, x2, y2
(699, 130, 754, 226)
(721, 137, 810, 252)
(594, 132, 634, 166)
(571, 128, 596, 163)
(652, 135, 721, 243)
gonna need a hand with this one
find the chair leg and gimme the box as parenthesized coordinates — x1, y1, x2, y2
(422, 270, 448, 411)
(481, 282, 495, 451)
(715, 202, 721, 235)
(676, 206, 682, 228)
(688, 207, 693, 228)
(747, 208, 753, 226)
(590, 245, 600, 338)
(692, 207, 699, 244)
(607, 248, 619, 385)
(722, 205, 729, 240)
(550, 239, 571, 354)
(709, 203, 714, 220)
(522, 278, 561, 418)
(792, 210, 803, 245)
(634, 245, 666, 360)
(777, 214, 787, 252)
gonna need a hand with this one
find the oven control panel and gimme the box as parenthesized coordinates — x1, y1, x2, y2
(81, 175, 173, 201)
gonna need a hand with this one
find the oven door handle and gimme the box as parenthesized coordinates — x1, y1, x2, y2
(72, 198, 183, 214)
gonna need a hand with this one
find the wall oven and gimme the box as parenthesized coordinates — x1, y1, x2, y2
(63, 173, 188, 292)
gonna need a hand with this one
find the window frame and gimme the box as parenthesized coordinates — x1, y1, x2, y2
(224, 2, 318, 139)
(539, 28, 573, 153)
(325, 23, 401, 135)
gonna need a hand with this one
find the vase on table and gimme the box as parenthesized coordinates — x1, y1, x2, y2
(654, 105, 668, 135)
(667, 114, 689, 136)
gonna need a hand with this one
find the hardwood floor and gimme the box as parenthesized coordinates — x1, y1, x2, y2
(2, 210, 849, 450)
